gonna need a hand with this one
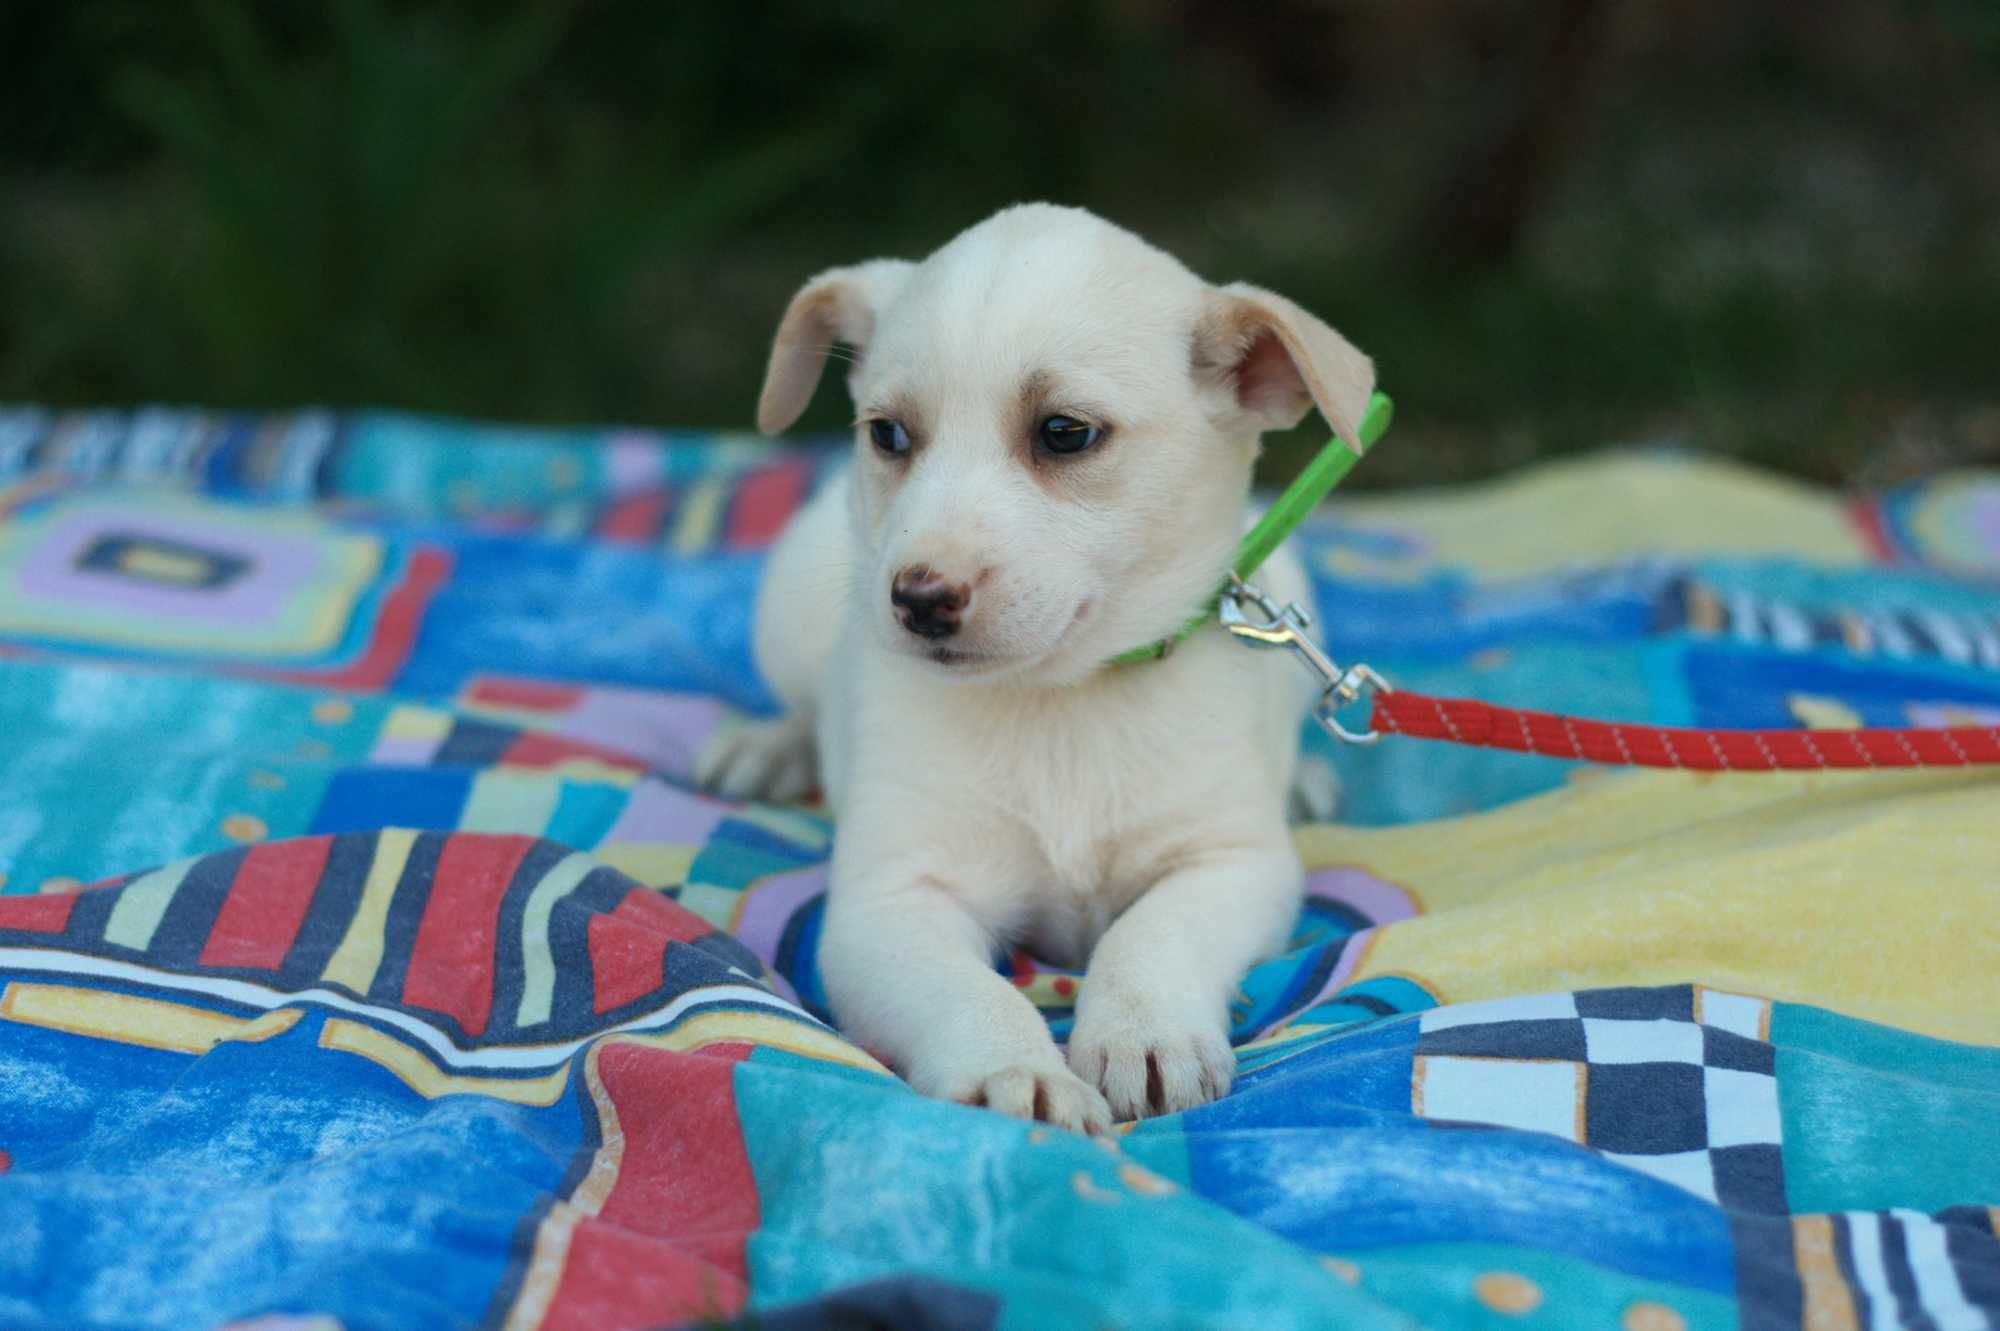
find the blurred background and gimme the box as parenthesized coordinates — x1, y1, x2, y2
(3, 0, 1996, 490)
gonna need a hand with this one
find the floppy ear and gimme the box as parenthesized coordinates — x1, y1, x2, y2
(1193, 281, 1376, 452)
(756, 259, 915, 435)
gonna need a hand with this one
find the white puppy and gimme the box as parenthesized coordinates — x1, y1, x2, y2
(696, 204, 1373, 1131)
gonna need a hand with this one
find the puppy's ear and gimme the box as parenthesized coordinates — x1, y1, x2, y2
(1193, 282, 1375, 453)
(756, 259, 915, 435)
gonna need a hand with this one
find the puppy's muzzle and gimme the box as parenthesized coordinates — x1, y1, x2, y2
(890, 565, 970, 641)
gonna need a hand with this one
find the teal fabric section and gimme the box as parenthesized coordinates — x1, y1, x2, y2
(1342, 1242, 1738, 1331)
(0, 662, 369, 889)
(731, 1056, 1411, 1331)
(1772, 1002, 2000, 1214)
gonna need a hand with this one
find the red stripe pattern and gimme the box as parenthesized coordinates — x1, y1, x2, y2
(538, 1043, 756, 1329)
(595, 489, 671, 543)
(502, 731, 650, 773)
(726, 458, 811, 550)
(1846, 496, 1901, 564)
(256, 546, 453, 691)
(1371, 689, 2000, 771)
(199, 837, 334, 969)
(0, 893, 79, 934)
(586, 889, 713, 1016)
(402, 834, 538, 1037)
(1, 830, 769, 1049)
(465, 677, 588, 712)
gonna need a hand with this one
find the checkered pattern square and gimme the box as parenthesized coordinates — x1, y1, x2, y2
(1410, 984, 1786, 1209)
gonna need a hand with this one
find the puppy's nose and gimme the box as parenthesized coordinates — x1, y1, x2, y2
(890, 564, 970, 640)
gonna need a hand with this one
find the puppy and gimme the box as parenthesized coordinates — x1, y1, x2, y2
(697, 204, 1373, 1131)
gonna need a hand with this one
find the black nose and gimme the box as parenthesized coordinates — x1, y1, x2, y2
(891, 565, 968, 640)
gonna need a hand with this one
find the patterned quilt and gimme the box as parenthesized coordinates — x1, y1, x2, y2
(2, 405, 1998, 1331)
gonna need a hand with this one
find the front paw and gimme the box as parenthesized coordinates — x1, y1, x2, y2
(1068, 985, 1235, 1121)
(1288, 753, 1343, 824)
(692, 713, 816, 802)
(915, 1058, 1112, 1136)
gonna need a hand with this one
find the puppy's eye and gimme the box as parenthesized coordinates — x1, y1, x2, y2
(868, 418, 912, 458)
(1037, 415, 1102, 455)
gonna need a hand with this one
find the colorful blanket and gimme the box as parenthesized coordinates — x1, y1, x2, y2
(2, 406, 1998, 1331)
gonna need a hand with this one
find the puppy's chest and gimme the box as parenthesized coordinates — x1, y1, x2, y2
(961, 697, 1229, 949)
(839, 643, 1293, 958)
(1014, 814, 1175, 968)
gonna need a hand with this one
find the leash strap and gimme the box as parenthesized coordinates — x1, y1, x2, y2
(1162, 391, 2000, 773)
(1228, 578, 2000, 774)
(1370, 689, 2000, 771)
(1106, 392, 1395, 667)
(1233, 392, 1395, 583)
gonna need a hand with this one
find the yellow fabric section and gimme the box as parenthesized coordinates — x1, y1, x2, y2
(1296, 766, 2000, 1045)
(321, 828, 418, 993)
(461, 769, 562, 835)
(611, 1008, 891, 1076)
(0, 493, 382, 655)
(100, 858, 195, 952)
(594, 843, 697, 889)
(318, 1018, 571, 1106)
(382, 704, 453, 742)
(1326, 453, 1869, 581)
(0, 982, 302, 1055)
(670, 476, 727, 554)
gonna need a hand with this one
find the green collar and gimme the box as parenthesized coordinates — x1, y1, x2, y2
(1107, 391, 1394, 667)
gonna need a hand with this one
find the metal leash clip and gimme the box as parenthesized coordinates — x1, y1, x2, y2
(1218, 573, 1393, 745)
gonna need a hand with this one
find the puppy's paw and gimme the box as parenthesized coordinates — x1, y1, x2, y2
(1068, 987, 1235, 1121)
(1287, 754, 1343, 825)
(692, 713, 816, 803)
(924, 1061, 1112, 1136)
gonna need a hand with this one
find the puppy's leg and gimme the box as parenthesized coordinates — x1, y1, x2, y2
(1251, 543, 1342, 824)
(821, 871, 1112, 1135)
(695, 711, 818, 802)
(1287, 751, 1343, 824)
(693, 471, 851, 802)
(1068, 840, 1301, 1120)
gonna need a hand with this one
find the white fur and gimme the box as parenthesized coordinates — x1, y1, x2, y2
(695, 205, 1374, 1130)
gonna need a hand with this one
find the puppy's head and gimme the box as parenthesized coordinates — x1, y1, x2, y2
(757, 203, 1373, 684)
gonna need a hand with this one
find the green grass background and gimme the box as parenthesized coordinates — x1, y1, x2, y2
(4, 2, 1996, 490)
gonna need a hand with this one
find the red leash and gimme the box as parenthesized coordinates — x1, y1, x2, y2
(1214, 574, 2000, 772)
(1370, 690, 2000, 771)
(1209, 403, 2000, 774)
